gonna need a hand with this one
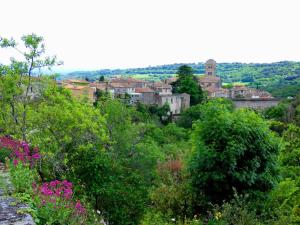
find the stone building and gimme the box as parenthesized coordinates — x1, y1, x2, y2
(229, 85, 273, 99)
(61, 79, 96, 102)
(63, 83, 96, 102)
(108, 83, 135, 94)
(199, 59, 273, 100)
(198, 59, 222, 89)
(155, 93, 190, 115)
(110, 77, 148, 88)
(148, 81, 172, 95)
(198, 59, 228, 97)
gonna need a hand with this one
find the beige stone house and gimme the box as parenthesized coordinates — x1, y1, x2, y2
(155, 93, 190, 115)
(63, 83, 96, 102)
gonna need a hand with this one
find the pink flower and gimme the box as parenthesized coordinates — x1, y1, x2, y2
(32, 153, 40, 159)
(63, 188, 73, 199)
(13, 159, 19, 166)
(75, 201, 85, 214)
(62, 180, 72, 188)
(50, 180, 60, 187)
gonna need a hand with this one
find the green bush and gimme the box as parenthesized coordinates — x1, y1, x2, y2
(0, 147, 10, 163)
(189, 101, 279, 206)
(265, 178, 300, 225)
(9, 162, 36, 194)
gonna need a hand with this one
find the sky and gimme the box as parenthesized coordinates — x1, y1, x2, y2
(1, 0, 300, 70)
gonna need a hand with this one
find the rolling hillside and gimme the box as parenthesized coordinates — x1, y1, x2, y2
(61, 61, 300, 97)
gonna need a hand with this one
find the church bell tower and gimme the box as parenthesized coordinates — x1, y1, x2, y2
(205, 59, 217, 76)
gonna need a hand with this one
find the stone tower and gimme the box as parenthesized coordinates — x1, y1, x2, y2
(205, 59, 217, 76)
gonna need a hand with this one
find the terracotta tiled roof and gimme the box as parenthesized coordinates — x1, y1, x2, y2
(135, 87, 155, 93)
(90, 82, 108, 90)
(109, 83, 135, 88)
(152, 82, 172, 89)
(63, 84, 87, 90)
(164, 77, 178, 84)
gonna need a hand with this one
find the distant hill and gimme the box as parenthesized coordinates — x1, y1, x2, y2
(61, 61, 300, 98)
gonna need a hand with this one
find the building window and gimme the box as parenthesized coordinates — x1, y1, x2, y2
(208, 72, 212, 75)
(171, 98, 173, 104)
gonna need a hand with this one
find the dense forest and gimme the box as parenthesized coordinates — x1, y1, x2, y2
(0, 35, 300, 225)
(62, 61, 300, 98)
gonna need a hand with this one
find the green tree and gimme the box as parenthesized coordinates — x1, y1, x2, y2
(0, 34, 61, 140)
(280, 124, 300, 179)
(189, 102, 279, 207)
(172, 65, 203, 106)
(27, 86, 107, 179)
(177, 99, 233, 129)
(72, 98, 163, 225)
(99, 75, 105, 82)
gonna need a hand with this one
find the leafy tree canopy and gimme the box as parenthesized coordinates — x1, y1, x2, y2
(189, 100, 280, 206)
(172, 65, 203, 106)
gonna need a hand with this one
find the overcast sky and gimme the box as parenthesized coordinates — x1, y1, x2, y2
(1, 0, 300, 70)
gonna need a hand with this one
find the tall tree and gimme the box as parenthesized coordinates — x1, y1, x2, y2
(0, 34, 62, 140)
(172, 65, 203, 106)
(189, 101, 279, 207)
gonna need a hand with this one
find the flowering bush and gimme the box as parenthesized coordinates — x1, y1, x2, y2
(0, 136, 40, 166)
(0, 136, 39, 193)
(33, 180, 87, 225)
(0, 136, 97, 224)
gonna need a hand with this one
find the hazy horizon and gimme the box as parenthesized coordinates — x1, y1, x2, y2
(50, 60, 299, 73)
(1, 0, 300, 70)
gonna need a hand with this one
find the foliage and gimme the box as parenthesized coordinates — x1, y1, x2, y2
(263, 124, 300, 224)
(280, 125, 300, 179)
(189, 101, 279, 206)
(263, 102, 289, 122)
(176, 104, 203, 129)
(172, 65, 203, 106)
(148, 103, 172, 124)
(26, 86, 107, 179)
(0, 34, 61, 140)
(0, 147, 10, 163)
(177, 99, 233, 129)
(150, 158, 195, 220)
(32, 180, 88, 225)
(10, 162, 36, 194)
(266, 178, 300, 225)
(209, 192, 263, 225)
(0, 136, 40, 193)
(68, 98, 164, 225)
(3, 34, 300, 225)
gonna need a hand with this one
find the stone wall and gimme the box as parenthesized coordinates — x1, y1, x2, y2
(233, 99, 280, 109)
(0, 163, 35, 225)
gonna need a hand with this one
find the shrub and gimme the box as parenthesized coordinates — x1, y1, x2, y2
(32, 180, 88, 225)
(10, 162, 36, 194)
(0, 147, 10, 163)
(189, 104, 279, 207)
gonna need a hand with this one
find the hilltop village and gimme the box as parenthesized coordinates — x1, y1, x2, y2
(1, 34, 300, 225)
(59, 59, 275, 114)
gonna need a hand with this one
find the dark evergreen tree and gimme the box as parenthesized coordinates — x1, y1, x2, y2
(172, 65, 203, 106)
